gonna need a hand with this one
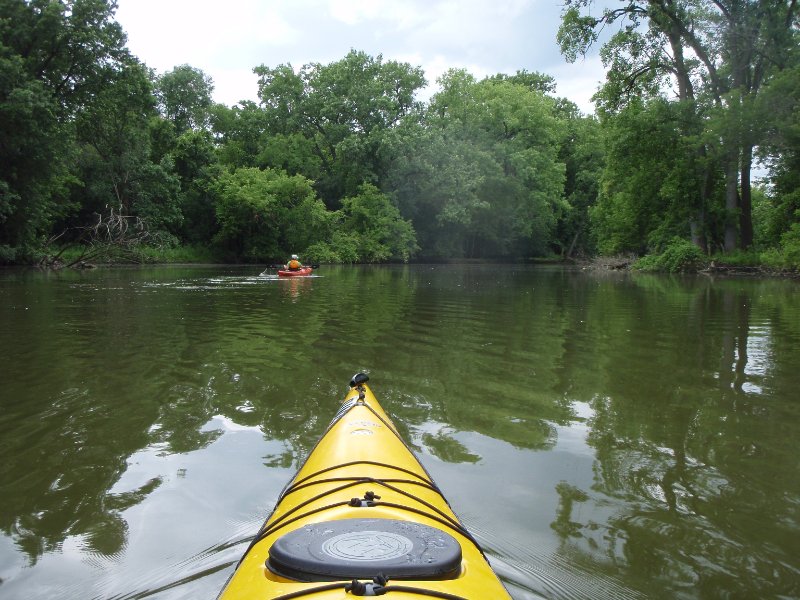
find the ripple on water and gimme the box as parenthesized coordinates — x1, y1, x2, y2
(467, 519, 645, 600)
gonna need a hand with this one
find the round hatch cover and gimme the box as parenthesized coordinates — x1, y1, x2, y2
(267, 518, 462, 581)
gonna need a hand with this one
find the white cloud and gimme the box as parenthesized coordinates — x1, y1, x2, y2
(114, 0, 603, 112)
(211, 67, 261, 107)
(328, 0, 393, 25)
(240, 8, 300, 47)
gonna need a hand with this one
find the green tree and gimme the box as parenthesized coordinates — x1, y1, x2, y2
(149, 109, 221, 245)
(559, 0, 800, 252)
(254, 50, 426, 207)
(127, 87, 220, 247)
(212, 101, 269, 169)
(336, 183, 418, 262)
(155, 64, 214, 134)
(0, 51, 68, 258)
(591, 99, 718, 255)
(0, 0, 130, 259)
(170, 130, 221, 243)
(71, 58, 182, 236)
(419, 69, 566, 258)
(485, 69, 557, 94)
(554, 102, 604, 258)
(212, 167, 329, 261)
(2, 0, 128, 119)
(756, 64, 800, 262)
(382, 121, 486, 257)
(386, 126, 496, 257)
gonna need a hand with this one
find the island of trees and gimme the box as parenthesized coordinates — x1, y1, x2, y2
(1, 0, 798, 271)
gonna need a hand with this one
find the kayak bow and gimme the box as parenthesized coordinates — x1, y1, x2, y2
(218, 373, 511, 600)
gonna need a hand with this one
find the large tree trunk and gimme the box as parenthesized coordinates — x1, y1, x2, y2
(689, 146, 716, 255)
(690, 215, 707, 254)
(739, 144, 754, 249)
(724, 158, 739, 252)
(666, 22, 708, 253)
(566, 227, 580, 259)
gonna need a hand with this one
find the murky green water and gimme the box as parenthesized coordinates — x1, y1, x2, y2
(1, 265, 798, 599)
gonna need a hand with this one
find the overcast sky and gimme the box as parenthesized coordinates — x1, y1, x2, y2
(114, 0, 605, 114)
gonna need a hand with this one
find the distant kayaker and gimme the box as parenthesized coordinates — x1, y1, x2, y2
(285, 254, 303, 271)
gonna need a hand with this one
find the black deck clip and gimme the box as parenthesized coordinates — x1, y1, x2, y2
(346, 578, 384, 596)
(349, 491, 381, 507)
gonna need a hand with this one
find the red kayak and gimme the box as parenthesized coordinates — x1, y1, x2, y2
(277, 266, 313, 277)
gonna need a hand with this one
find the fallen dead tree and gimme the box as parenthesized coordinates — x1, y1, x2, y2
(41, 207, 152, 269)
(583, 255, 637, 270)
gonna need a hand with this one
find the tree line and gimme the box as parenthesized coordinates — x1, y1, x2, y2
(1, 0, 798, 268)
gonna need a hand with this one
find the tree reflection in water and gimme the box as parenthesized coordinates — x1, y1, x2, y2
(548, 284, 800, 598)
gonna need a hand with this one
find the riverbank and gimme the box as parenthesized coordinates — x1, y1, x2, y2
(13, 240, 800, 280)
(580, 254, 800, 279)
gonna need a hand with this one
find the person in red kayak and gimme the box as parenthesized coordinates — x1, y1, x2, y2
(285, 254, 303, 271)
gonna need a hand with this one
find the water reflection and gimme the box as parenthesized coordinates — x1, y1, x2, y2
(0, 384, 150, 562)
(278, 275, 314, 302)
(0, 266, 798, 599)
(551, 482, 589, 539)
(543, 277, 800, 599)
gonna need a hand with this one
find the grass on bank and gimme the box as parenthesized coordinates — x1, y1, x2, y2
(632, 236, 800, 274)
(136, 244, 221, 263)
(38, 243, 223, 267)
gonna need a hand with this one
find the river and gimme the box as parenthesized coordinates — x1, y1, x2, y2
(0, 264, 798, 599)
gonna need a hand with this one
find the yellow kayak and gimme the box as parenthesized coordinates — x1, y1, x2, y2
(219, 373, 511, 600)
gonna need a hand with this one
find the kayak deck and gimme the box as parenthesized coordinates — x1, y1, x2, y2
(218, 374, 510, 599)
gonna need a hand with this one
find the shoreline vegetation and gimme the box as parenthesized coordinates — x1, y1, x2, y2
(585, 258, 800, 279)
(11, 241, 798, 280)
(581, 254, 800, 279)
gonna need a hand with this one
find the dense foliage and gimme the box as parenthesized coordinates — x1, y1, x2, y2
(1, 0, 798, 269)
(559, 0, 800, 267)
